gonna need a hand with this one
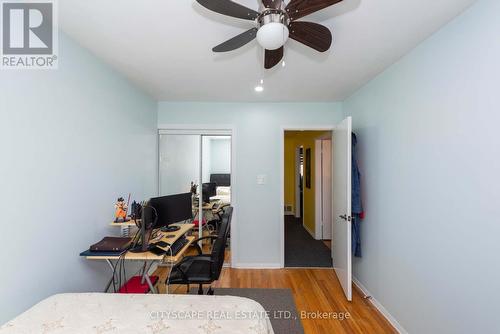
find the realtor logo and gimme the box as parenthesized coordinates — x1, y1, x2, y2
(1, 0, 58, 69)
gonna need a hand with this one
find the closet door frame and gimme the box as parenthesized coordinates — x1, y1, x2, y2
(158, 125, 235, 266)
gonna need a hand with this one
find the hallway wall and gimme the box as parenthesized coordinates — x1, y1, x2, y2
(284, 131, 330, 236)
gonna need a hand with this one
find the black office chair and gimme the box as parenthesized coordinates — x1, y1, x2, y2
(167, 207, 233, 295)
(207, 203, 230, 237)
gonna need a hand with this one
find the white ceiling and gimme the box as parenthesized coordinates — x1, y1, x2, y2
(59, 0, 475, 102)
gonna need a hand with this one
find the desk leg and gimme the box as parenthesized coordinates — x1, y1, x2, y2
(104, 259, 117, 293)
(140, 261, 147, 284)
(145, 276, 156, 294)
(140, 260, 157, 294)
(101, 260, 157, 294)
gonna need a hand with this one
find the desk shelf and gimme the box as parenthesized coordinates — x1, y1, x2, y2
(110, 220, 139, 227)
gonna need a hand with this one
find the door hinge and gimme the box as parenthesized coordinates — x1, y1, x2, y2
(339, 215, 352, 221)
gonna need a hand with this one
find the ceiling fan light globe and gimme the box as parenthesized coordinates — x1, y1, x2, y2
(256, 22, 289, 50)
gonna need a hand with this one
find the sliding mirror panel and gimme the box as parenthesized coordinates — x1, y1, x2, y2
(201, 135, 232, 264)
(158, 130, 232, 266)
(159, 134, 200, 197)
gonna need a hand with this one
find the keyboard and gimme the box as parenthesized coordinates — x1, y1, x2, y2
(169, 236, 189, 256)
(149, 235, 189, 256)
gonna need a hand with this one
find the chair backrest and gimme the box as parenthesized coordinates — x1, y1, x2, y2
(210, 206, 233, 279)
(222, 206, 232, 239)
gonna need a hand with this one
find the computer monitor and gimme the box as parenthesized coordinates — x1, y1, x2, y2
(130, 200, 156, 252)
(130, 193, 192, 252)
(202, 182, 217, 203)
(149, 192, 193, 229)
(210, 173, 231, 187)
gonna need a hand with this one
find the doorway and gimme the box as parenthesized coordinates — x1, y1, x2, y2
(281, 118, 354, 301)
(283, 130, 333, 268)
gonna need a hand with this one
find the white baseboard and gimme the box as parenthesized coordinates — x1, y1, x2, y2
(233, 263, 281, 269)
(352, 277, 408, 334)
(303, 224, 315, 238)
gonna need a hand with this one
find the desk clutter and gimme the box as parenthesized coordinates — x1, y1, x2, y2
(80, 190, 233, 295)
(90, 237, 132, 252)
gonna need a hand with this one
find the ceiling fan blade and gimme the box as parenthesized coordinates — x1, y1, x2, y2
(212, 28, 258, 52)
(264, 47, 284, 69)
(289, 21, 332, 52)
(262, 0, 282, 9)
(285, 0, 343, 21)
(196, 0, 260, 21)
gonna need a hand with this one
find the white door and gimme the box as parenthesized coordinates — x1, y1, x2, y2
(321, 139, 332, 239)
(332, 117, 352, 301)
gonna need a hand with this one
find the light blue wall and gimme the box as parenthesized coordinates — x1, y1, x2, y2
(0, 33, 157, 323)
(343, 0, 500, 333)
(209, 138, 231, 175)
(158, 102, 344, 266)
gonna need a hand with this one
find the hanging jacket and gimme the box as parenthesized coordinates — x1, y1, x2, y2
(352, 133, 363, 257)
(352, 133, 363, 215)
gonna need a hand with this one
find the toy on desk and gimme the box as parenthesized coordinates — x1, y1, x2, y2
(190, 182, 198, 195)
(114, 195, 130, 222)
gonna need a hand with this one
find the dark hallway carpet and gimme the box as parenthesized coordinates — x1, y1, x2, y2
(285, 216, 332, 267)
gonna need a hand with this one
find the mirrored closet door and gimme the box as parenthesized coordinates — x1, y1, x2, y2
(158, 130, 232, 265)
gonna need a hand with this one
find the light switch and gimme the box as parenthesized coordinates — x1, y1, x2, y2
(257, 174, 267, 185)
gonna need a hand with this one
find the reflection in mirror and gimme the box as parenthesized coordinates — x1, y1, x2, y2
(201, 135, 231, 265)
(159, 134, 200, 196)
(158, 133, 232, 266)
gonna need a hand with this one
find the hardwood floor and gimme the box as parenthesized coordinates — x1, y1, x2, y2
(154, 266, 397, 334)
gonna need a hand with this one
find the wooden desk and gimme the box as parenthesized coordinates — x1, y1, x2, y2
(84, 223, 194, 293)
(86, 224, 195, 263)
(85, 236, 195, 263)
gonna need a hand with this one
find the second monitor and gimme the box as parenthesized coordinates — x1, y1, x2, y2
(202, 182, 217, 204)
(149, 192, 193, 232)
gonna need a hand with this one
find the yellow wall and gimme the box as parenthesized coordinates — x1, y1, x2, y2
(284, 131, 331, 235)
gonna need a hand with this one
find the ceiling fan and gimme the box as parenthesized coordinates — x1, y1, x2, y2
(195, 0, 344, 69)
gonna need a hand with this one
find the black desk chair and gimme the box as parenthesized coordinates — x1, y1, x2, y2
(167, 207, 233, 295)
(207, 203, 231, 237)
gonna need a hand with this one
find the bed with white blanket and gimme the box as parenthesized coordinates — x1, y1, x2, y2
(0, 293, 274, 334)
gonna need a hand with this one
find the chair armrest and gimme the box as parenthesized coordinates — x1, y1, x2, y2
(192, 236, 218, 254)
(193, 235, 218, 243)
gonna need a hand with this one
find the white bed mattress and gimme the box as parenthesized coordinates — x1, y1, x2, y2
(0, 293, 274, 334)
